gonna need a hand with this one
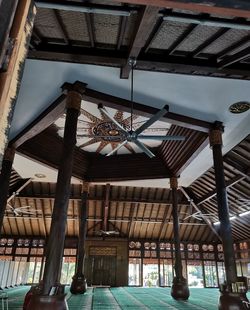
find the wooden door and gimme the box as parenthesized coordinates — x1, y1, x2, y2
(90, 255, 116, 286)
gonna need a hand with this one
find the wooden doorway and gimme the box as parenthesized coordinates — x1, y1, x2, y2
(90, 255, 116, 286)
(88, 246, 117, 286)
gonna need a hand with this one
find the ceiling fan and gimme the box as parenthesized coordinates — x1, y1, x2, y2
(182, 210, 215, 222)
(179, 199, 215, 222)
(94, 229, 120, 236)
(7, 192, 41, 217)
(7, 204, 40, 216)
(83, 59, 186, 158)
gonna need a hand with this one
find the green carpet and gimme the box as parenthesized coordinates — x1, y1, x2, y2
(2, 286, 250, 309)
(0, 286, 30, 310)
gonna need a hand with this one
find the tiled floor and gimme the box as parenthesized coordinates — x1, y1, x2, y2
(2, 286, 250, 309)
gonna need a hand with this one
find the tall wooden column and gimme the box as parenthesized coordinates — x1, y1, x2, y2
(42, 88, 82, 295)
(70, 182, 89, 294)
(210, 123, 249, 309)
(26, 84, 85, 310)
(0, 0, 36, 167)
(170, 177, 190, 300)
(0, 147, 15, 234)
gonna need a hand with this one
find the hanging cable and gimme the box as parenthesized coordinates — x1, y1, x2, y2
(129, 58, 136, 132)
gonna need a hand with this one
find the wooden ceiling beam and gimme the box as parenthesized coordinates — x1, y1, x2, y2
(117, 15, 128, 50)
(191, 28, 230, 58)
(102, 183, 110, 232)
(17, 193, 189, 205)
(10, 94, 67, 148)
(35, 0, 138, 15)
(218, 46, 250, 68)
(136, 58, 250, 77)
(168, 24, 197, 55)
(0, 0, 19, 69)
(224, 156, 250, 179)
(53, 9, 69, 45)
(28, 48, 250, 80)
(120, 5, 160, 78)
(214, 35, 250, 60)
(85, 13, 95, 48)
(83, 87, 212, 132)
(174, 136, 209, 176)
(110, 0, 250, 19)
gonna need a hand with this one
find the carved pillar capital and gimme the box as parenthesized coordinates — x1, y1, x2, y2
(4, 147, 15, 162)
(81, 181, 89, 194)
(209, 121, 224, 147)
(170, 177, 178, 189)
(62, 81, 87, 111)
(66, 91, 82, 111)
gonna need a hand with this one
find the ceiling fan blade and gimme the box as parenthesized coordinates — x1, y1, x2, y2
(77, 134, 125, 139)
(138, 135, 185, 141)
(183, 214, 193, 221)
(18, 206, 32, 210)
(19, 211, 38, 215)
(14, 210, 20, 216)
(7, 203, 14, 211)
(106, 140, 128, 156)
(134, 105, 169, 135)
(133, 140, 155, 158)
(98, 104, 128, 134)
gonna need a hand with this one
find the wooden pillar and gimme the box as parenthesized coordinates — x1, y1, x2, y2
(0, 147, 15, 235)
(26, 84, 85, 310)
(0, 0, 36, 167)
(209, 123, 249, 309)
(170, 177, 190, 300)
(42, 88, 82, 295)
(70, 182, 89, 294)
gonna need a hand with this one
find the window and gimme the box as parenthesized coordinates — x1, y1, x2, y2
(187, 261, 204, 288)
(128, 258, 141, 286)
(60, 257, 76, 285)
(159, 259, 173, 286)
(204, 261, 218, 287)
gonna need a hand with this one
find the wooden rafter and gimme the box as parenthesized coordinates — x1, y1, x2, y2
(17, 192, 190, 205)
(102, 184, 110, 232)
(110, 0, 250, 19)
(85, 13, 95, 48)
(28, 48, 250, 80)
(215, 35, 250, 60)
(190, 28, 230, 58)
(53, 9, 69, 45)
(117, 15, 128, 50)
(10, 94, 67, 148)
(219, 46, 250, 68)
(83, 87, 213, 132)
(224, 156, 250, 179)
(120, 5, 160, 78)
(168, 24, 197, 55)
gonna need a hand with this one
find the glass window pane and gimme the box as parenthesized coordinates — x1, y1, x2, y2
(204, 261, 218, 287)
(217, 261, 226, 285)
(159, 259, 173, 286)
(33, 262, 42, 283)
(27, 262, 35, 284)
(129, 258, 141, 286)
(187, 261, 204, 288)
(143, 258, 159, 287)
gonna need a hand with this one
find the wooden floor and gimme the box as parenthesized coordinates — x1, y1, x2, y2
(2, 286, 250, 309)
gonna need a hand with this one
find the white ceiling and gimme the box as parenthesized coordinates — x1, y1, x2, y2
(11, 59, 250, 187)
